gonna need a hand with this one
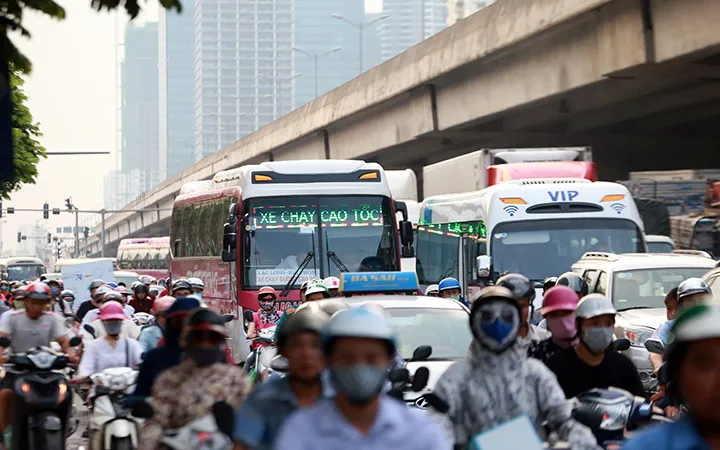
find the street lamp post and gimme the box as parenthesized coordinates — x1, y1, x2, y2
(258, 73, 302, 120)
(292, 47, 341, 98)
(331, 13, 390, 74)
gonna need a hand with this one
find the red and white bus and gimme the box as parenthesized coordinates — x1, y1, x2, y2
(170, 160, 414, 359)
(116, 237, 170, 280)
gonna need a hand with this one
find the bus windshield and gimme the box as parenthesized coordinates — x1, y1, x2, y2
(491, 218, 644, 281)
(7, 264, 45, 281)
(415, 222, 487, 285)
(243, 195, 398, 289)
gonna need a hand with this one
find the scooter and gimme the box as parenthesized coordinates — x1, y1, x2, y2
(0, 335, 82, 450)
(250, 326, 277, 384)
(132, 312, 154, 327)
(87, 367, 142, 450)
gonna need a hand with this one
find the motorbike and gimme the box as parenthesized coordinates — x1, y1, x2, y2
(87, 367, 142, 450)
(131, 400, 234, 450)
(387, 345, 432, 409)
(0, 335, 82, 450)
(132, 312, 154, 327)
(249, 325, 277, 384)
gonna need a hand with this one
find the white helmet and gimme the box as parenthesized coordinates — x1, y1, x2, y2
(306, 283, 330, 298)
(575, 294, 616, 320)
(187, 277, 205, 291)
(323, 277, 340, 290)
(322, 305, 396, 353)
(424, 284, 439, 296)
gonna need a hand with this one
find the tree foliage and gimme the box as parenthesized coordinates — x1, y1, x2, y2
(0, 64, 46, 199)
(0, 0, 183, 73)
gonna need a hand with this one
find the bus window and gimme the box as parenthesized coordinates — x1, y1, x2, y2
(171, 204, 186, 257)
(415, 226, 460, 285)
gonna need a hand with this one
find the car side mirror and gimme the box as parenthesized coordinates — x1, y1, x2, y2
(221, 222, 237, 262)
(476, 255, 492, 279)
(411, 345, 432, 362)
(610, 338, 631, 352)
(411, 366, 430, 392)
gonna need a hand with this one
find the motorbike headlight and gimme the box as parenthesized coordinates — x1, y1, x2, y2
(27, 352, 56, 370)
(624, 327, 654, 347)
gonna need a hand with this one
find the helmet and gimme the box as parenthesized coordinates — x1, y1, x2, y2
(93, 286, 111, 300)
(438, 277, 461, 293)
(153, 296, 176, 314)
(469, 286, 520, 352)
(187, 277, 204, 291)
(116, 286, 130, 296)
(140, 275, 152, 285)
(575, 294, 616, 320)
(25, 282, 52, 301)
(296, 299, 348, 317)
(276, 301, 346, 349)
(89, 279, 106, 292)
(12, 287, 27, 301)
(99, 301, 126, 320)
(543, 277, 558, 292)
(424, 284, 439, 296)
(258, 286, 277, 300)
(541, 286, 580, 316)
(102, 291, 125, 304)
(184, 308, 227, 338)
(305, 283, 329, 298)
(300, 280, 311, 291)
(323, 277, 340, 290)
(322, 305, 396, 354)
(130, 281, 141, 290)
(171, 279, 192, 293)
(60, 290, 75, 300)
(677, 278, 712, 302)
(556, 272, 589, 298)
(106, 282, 118, 289)
(134, 283, 149, 294)
(496, 273, 536, 301)
(46, 279, 60, 287)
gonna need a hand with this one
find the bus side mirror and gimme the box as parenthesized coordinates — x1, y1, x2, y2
(394, 200, 409, 222)
(476, 255, 492, 279)
(399, 220, 414, 258)
(222, 222, 237, 262)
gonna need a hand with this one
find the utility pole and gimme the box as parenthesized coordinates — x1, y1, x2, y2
(332, 14, 390, 74)
(100, 209, 106, 257)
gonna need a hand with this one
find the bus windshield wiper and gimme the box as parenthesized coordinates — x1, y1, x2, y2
(327, 251, 349, 273)
(440, 260, 458, 281)
(280, 251, 316, 298)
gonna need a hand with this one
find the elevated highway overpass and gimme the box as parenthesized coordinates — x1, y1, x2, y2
(88, 0, 720, 257)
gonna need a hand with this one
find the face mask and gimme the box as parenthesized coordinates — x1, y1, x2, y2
(259, 300, 275, 311)
(450, 295, 461, 301)
(186, 346, 224, 367)
(547, 315, 577, 347)
(582, 327, 614, 354)
(103, 321, 123, 336)
(1, 286, 8, 291)
(330, 365, 388, 404)
(192, 293, 203, 301)
(471, 301, 520, 353)
(14, 300, 25, 310)
(50, 287, 60, 296)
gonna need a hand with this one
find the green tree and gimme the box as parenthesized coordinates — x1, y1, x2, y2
(0, 64, 46, 199)
(1, 0, 183, 73)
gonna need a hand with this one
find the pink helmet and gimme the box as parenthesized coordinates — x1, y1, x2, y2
(152, 296, 176, 314)
(541, 285, 580, 316)
(99, 301, 127, 320)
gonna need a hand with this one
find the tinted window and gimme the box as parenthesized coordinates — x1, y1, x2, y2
(613, 267, 713, 310)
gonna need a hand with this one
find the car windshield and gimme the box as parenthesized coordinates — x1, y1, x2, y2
(613, 267, 712, 309)
(243, 195, 398, 289)
(387, 308, 472, 360)
(7, 264, 45, 281)
(491, 219, 644, 281)
(647, 242, 674, 253)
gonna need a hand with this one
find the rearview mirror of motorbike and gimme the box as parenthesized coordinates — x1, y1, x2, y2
(0, 337, 10, 347)
(212, 401, 235, 439)
(411, 345, 432, 361)
(83, 324, 96, 338)
(411, 367, 430, 392)
(68, 336, 82, 347)
(131, 401, 155, 419)
(572, 405, 604, 429)
(423, 392, 449, 414)
(270, 355, 289, 372)
(222, 314, 234, 323)
(610, 338, 631, 352)
(644, 339, 665, 355)
(388, 368, 410, 384)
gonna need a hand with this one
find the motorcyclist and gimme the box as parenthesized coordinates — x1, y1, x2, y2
(0, 281, 9, 303)
(82, 291, 141, 342)
(323, 276, 341, 297)
(543, 277, 558, 294)
(438, 277, 468, 306)
(131, 296, 201, 401)
(430, 286, 599, 449)
(187, 277, 205, 300)
(0, 287, 25, 325)
(655, 278, 712, 347)
(528, 285, 580, 364)
(244, 287, 282, 374)
(138, 308, 250, 450)
(129, 282, 156, 314)
(138, 295, 176, 354)
(496, 273, 549, 346)
(59, 290, 76, 312)
(46, 279, 71, 317)
(546, 294, 644, 399)
(273, 304, 450, 449)
(0, 282, 79, 439)
(622, 304, 720, 450)
(538, 272, 590, 329)
(272, 280, 326, 344)
(81, 290, 131, 331)
(424, 284, 440, 297)
(233, 300, 344, 449)
(76, 279, 106, 316)
(170, 279, 193, 298)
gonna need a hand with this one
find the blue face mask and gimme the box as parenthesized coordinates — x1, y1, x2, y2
(50, 287, 60, 296)
(480, 319, 514, 344)
(193, 292, 203, 300)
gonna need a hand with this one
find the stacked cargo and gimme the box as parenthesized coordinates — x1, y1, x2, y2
(620, 169, 720, 216)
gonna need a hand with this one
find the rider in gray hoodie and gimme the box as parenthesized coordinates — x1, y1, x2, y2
(430, 286, 600, 449)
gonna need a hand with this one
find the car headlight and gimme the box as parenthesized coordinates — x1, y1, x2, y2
(624, 327, 654, 347)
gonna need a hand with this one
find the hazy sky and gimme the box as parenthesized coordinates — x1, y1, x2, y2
(3, 0, 380, 254)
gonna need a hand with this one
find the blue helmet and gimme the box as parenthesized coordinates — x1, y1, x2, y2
(439, 277, 461, 293)
(106, 282, 118, 289)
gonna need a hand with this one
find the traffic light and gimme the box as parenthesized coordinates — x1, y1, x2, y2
(83, 227, 90, 238)
(16, 232, 21, 243)
(47, 233, 51, 244)
(65, 198, 72, 211)
(6, 207, 14, 214)
(57, 247, 62, 259)
(42, 202, 49, 219)
(0, 202, 3, 218)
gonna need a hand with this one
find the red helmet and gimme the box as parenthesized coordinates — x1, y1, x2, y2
(258, 286, 277, 300)
(541, 285, 580, 316)
(25, 282, 51, 301)
(153, 296, 176, 314)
